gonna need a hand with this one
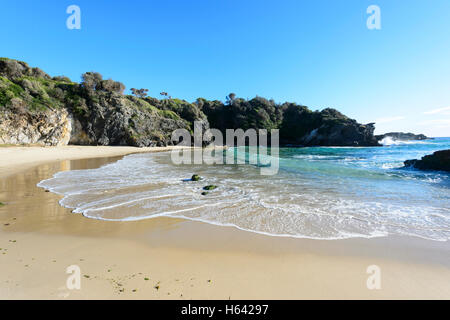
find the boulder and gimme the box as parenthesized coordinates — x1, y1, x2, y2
(404, 149, 450, 172)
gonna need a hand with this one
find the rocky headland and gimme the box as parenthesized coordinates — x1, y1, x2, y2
(1, 58, 380, 147)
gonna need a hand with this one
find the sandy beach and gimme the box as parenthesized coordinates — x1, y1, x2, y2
(0, 146, 449, 299)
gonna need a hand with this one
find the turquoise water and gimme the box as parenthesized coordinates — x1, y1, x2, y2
(38, 138, 450, 241)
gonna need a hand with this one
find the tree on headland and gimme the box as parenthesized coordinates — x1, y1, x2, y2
(131, 88, 149, 98)
(160, 92, 171, 99)
(226, 92, 236, 105)
(81, 72, 103, 91)
(81, 72, 125, 94)
(99, 79, 125, 94)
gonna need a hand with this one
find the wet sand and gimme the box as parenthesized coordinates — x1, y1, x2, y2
(0, 147, 449, 299)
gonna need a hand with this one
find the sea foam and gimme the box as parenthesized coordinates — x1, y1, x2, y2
(38, 140, 450, 241)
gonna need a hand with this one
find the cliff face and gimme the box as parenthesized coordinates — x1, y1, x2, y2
(0, 108, 71, 146)
(404, 150, 450, 172)
(0, 58, 207, 147)
(68, 92, 201, 147)
(1, 58, 380, 147)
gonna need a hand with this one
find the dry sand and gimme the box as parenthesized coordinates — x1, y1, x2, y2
(0, 145, 194, 178)
(0, 146, 449, 299)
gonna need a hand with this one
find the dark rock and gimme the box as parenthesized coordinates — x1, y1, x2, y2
(191, 174, 201, 181)
(279, 107, 380, 147)
(201, 192, 208, 196)
(375, 132, 430, 141)
(404, 149, 450, 172)
(203, 185, 217, 191)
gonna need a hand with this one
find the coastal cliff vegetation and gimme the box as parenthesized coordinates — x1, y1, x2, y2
(0, 58, 379, 147)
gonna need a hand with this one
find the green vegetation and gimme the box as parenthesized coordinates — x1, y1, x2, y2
(191, 174, 201, 181)
(0, 202, 5, 207)
(203, 185, 218, 191)
(158, 109, 181, 121)
(0, 63, 72, 112)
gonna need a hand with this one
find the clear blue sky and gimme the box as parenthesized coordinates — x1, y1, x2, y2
(1, 0, 449, 136)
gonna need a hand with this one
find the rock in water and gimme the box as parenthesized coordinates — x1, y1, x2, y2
(375, 132, 430, 141)
(203, 185, 217, 191)
(404, 149, 450, 172)
(191, 174, 201, 181)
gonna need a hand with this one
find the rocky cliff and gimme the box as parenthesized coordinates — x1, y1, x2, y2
(280, 107, 379, 146)
(0, 108, 71, 146)
(0, 58, 208, 147)
(404, 149, 450, 172)
(1, 58, 380, 147)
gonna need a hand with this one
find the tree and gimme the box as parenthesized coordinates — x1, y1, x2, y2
(226, 92, 236, 105)
(160, 92, 171, 99)
(99, 79, 125, 94)
(81, 72, 103, 91)
(131, 88, 149, 98)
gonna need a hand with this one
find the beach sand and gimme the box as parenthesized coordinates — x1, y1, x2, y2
(0, 146, 449, 299)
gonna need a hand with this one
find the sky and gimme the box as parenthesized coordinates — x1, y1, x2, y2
(1, 0, 449, 137)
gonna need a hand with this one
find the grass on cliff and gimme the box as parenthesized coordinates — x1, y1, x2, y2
(0, 74, 78, 112)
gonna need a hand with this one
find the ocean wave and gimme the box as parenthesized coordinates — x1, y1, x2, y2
(379, 136, 436, 146)
(37, 148, 450, 242)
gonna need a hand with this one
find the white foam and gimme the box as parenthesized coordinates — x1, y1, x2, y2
(379, 137, 435, 146)
(37, 151, 450, 242)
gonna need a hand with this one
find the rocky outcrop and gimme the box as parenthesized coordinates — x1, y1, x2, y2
(299, 117, 378, 147)
(404, 150, 450, 172)
(0, 108, 71, 146)
(375, 132, 429, 141)
(279, 106, 379, 146)
(201, 97, 380, 147)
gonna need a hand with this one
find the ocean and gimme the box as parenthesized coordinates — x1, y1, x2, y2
(38, 138, 450, 241)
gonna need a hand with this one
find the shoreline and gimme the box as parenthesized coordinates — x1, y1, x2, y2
(0, 145, 198, 178)
(0, 146, 449, 299)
